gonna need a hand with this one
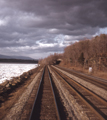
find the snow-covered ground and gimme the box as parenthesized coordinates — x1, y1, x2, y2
(0, 63, 38, 84)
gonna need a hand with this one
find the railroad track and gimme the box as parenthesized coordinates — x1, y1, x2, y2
(56, 66, 107, 91)
(29, 66, 61, 120)
(51, 66, 107, 120)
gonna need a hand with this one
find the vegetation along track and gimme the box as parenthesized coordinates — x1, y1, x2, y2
(56, 66, 107, 91)
(51, 66, 107, 120)
(29, 66, 62, 120)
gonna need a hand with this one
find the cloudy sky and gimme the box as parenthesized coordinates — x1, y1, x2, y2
(0, 0, 107, 59)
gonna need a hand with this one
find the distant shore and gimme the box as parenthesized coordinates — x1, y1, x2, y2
(0, 58, 38, 64)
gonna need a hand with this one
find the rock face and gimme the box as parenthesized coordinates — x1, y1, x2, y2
(0, 68, 37, 98)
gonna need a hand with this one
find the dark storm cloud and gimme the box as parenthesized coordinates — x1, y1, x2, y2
(0, 0, 107, 59)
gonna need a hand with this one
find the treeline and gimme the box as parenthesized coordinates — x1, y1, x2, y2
(39, 34, 107, 71)
(0, 59, 38, 64)
(39, 53, 63, 65)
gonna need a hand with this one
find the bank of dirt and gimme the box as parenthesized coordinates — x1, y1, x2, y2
(0, 66, 42, 120)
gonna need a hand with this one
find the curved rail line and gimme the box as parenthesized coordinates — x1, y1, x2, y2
(56, 66, 107, 91)
(51, 66, 107, 120)
(29, 66, 61, 120)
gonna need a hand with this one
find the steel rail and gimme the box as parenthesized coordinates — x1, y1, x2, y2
(29, 67, 45, 120)
(47, 66, 61, 120)
(56, 65, 107, 90)
(29, 66, 61, 120)
(51, 66, 107, 120)
(56, 65, 107, 83)
(53, 66, 107, 103)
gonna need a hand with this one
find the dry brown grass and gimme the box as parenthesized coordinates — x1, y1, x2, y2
(92, 71, 107, 80)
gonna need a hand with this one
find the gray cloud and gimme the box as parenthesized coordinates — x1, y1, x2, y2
(0, 0, 107, 59)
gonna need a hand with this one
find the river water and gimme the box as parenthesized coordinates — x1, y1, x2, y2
(0, 63, 37, 83)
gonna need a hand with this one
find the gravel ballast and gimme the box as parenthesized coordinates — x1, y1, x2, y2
(48, 66, 89, 120)
(53, 66, 107, 101)
(3, 68, 43, 120)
